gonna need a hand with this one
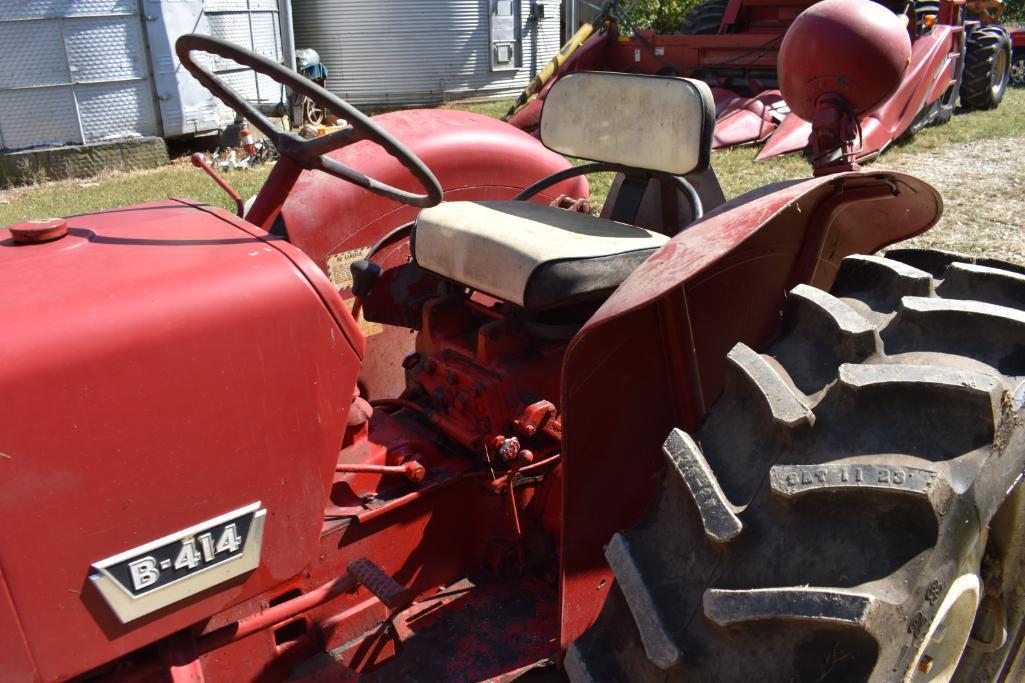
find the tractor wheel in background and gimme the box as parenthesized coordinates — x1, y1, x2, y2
(960, 26, 1012, 110)
(1010, 52, 1025, 87)
(565, 250, 1025, 682)
(302, 96, 326, 126)
(677, 0, 731, 34)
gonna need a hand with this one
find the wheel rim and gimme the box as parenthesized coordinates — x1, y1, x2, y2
(991, 49, 1008, 95)
(906, 573, 982, 683)
(303, 98, 325, 125)
(1011, 58, 1025, 86)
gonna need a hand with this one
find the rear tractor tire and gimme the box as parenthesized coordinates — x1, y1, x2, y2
(566, 250, 1025, 682)
(960, 25, 1012, 110)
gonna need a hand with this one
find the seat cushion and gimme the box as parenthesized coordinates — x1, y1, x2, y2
(540, 72, 715, 176)
(413, 201, 668, 310)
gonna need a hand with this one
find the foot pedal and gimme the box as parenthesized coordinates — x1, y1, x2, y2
(347, 558, 412, 610)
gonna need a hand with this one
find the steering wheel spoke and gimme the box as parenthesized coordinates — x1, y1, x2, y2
(175, 34, 442, 209)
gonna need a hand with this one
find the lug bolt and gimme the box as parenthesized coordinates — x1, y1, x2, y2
(498, 436, 521, 461)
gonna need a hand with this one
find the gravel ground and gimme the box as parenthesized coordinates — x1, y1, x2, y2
(879, 136, 1025, 266)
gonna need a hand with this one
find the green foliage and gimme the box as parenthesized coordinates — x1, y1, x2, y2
(618, 0, 701, 34)
(1005, 0, 1025, 24)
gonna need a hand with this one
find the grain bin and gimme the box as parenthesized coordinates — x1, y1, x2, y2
(292, 0, 563, 107)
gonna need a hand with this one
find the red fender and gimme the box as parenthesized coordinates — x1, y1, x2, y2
(278, 109, 588, 398)
(558, 169, 942, 649)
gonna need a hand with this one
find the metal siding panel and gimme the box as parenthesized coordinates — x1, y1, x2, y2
(218, 68, 259, 101)
(3, 0, 136, 20)
(0, 0, 162, 150)
(204, 6, 284, 104)
(141, 0, 235, 138)
(250, 11, 281, 58)
(0, 20, 70, 89)
(207, 13, 255, 63)
(63, 16, 149, 82)
(292, 0, 562, 107)
(204, 0, 249, 10)
(77, 81, 159, 142)
(0, 87, 83, 148)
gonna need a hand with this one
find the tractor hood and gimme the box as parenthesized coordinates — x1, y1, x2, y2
(0, 201, 361, 681)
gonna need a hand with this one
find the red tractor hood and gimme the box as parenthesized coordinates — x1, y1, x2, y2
(0, 201, 361, 681)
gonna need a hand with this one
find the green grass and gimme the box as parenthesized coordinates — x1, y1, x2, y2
(442, 97, 516, 119)
(874, 88, 1025, 161)
(0, 161, 273, 224)
(2, 89, 1022, 227)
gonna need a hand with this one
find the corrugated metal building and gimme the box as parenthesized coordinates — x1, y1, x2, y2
(0, 0, 291, 151)
(0, 0, 159, 150)
(292, 0, 563, 106)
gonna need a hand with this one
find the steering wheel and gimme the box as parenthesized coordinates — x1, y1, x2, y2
(175, 34, 443, 208)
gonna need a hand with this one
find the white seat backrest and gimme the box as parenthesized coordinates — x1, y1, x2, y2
(539, 71, 716, 176)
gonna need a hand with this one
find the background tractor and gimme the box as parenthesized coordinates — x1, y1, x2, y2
(507, 0, 1014, 160)
(2, 0, 1025, 681)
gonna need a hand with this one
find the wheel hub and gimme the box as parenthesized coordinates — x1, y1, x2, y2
(907, 573, 982, 682)
(992, 49, 1008, 94)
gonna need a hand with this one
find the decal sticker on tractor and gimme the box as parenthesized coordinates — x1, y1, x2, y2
(88, 502, 266, 623)
(327, 246, 372, 291)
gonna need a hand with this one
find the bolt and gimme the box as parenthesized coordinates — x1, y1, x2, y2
(918, 655, 934, 674)
(498, 436, 521, 461)
(402, 460, 427, 483)
(523, 423, 537, 436)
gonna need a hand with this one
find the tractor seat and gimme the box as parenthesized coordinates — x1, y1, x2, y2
(412, 71, 715, 311)
(413, 201, 668, 310)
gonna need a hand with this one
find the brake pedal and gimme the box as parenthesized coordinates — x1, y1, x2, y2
(347, 558, 412, 610)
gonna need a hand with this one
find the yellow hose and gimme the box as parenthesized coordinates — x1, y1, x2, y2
(503, 22, 598, 120)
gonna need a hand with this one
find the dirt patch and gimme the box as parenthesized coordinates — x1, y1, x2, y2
(878, 136, 1025, 266)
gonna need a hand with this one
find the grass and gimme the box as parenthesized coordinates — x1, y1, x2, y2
(0, 161, 274, 224)
(2, 88, 1023, 227)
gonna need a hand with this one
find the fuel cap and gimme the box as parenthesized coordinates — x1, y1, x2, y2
(8, 218, 68, 245)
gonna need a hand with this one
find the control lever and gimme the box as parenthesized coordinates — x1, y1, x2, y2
(191, 153, 245, 217)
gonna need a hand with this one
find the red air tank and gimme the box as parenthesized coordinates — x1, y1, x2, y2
(778, 0, 912, 120)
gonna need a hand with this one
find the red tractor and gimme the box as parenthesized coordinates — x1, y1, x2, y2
(2, 1, 1025, 681)
(507, 0, 1014, 160)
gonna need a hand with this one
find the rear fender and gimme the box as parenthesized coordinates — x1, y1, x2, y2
(558, 170, 942, 649)
(278, 109, 588, 398)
